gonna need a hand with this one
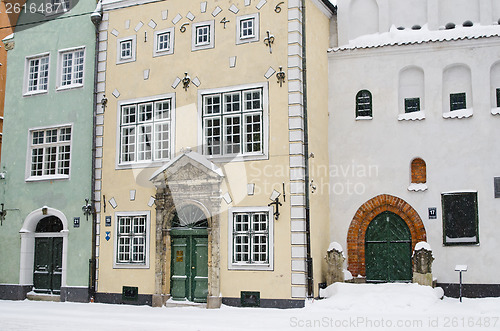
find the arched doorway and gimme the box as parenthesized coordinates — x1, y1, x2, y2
(33, 216, 64, 294)
(170, 204, 209, 303)
(365, 211, 412, 282)
(346, 194, 426, 278)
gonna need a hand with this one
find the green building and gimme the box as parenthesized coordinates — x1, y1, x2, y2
(0, 0, 99, 302)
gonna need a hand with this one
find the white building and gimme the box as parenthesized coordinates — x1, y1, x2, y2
(327, 0, 500, 296)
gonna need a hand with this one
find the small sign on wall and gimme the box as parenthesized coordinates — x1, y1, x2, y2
(105, 216, 112, 227)
(73, 217, 80, 228)
(428, 207, 437, 219)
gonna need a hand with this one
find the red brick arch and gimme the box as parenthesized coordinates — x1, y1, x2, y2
(346, 194, 426, 278)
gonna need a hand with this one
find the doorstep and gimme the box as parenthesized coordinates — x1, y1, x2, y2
(26, 291, 60, 302)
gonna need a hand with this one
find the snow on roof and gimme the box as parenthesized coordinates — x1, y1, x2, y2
(329, 23, 500, 52)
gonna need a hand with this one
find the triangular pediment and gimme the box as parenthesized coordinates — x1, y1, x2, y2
(150, 151, 224, 186)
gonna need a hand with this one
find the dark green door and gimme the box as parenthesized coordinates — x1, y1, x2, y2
(170, 204, 209, 303)
(365, 211, 412, 282)
(170, 230, 208, 302)
(33, 237, 63, 294)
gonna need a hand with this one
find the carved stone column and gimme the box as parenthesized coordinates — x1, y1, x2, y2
(412, 242, 434, 287)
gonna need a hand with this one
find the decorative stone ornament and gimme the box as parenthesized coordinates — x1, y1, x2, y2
(325, 242, 345, 285)
(412, 241, 434, 286)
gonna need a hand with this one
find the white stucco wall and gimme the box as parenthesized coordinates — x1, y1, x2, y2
(328, 38, 500, 284)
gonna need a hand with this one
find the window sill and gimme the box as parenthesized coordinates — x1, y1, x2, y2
(113, 263, 150, 269)
(116, 160, 171, 170)
(355, 116, 372, 121)
(491, 107, 500, 115)
(56, 84, 83, 92)
(153, 50, 174, 58)
(408, 183, 427, 192)
(23, 90, 48, 97)
(443, 108, 473, 119)
(398, 110, 425, 121)
(205, 153, 268, 163)
(228, 263, 273, 271)
(116, 58, 135, 65)
(26, 175, 69, 182)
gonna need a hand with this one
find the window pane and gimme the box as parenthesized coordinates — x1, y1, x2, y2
(450, 93, 466, 111)
(244, 89, 262, 111)
(442, 192, 478, 244)
(244, 114, 262, 153)
(137, 125, 152, 161)
(224, 92, 241, 113)
(57, 145, 71, 175)
(122, 105, 136, 125)
(29, 127, 71, 178)
(241, 18, 254, 38)
(157, 32, 170, 51)
(404, 98, 420, 113)
(356, 90, 372, 117)
(496, 88, 500, 108)
(121, 40, 132, 59)
(44, 147, 57, 175)
(155, 100, 170, 120)
(138, 103, 153, 122)
(155, 122, 170, 160)
(31, 148, 44, 176)
(196, 25, 210, 44)
(224, 115, 241, 154)
(234, 235, 249, 262)
(204, 95, 221, 115)
(204, 117, 221, 155)
(121, 127, 136, 162)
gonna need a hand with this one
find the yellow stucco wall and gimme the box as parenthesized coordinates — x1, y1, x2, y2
(98, 0, 332, 301)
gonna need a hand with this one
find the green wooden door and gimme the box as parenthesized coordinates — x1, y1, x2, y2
(170, 229, 208, 302)
(365, 211, 412, 282)
(34, 237, 63, 294)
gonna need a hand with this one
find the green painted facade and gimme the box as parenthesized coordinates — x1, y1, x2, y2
(0, 0, 96, 298)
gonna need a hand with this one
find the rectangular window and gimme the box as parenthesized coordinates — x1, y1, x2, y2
(153, 28, 175, 57)
(119, 98, 172, 164)
(26, 55, 50, 94)
(59, 48, 84, 88)
(229, 207, 273, 270)
(496, 88, 500, 108)
(28, 126, 71, 180)
(202, 88, 263, 157)
(117, 215, 147, 264)
(192, 20, 215, 51)
(442, 192, 479, 245)
(236, 13, 260, 44)
(117, 36, 137, 64)
(450, 93, 466, 111)
(404, 98, 420, 113)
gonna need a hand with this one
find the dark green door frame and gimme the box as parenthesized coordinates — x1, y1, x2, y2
(365, 211, 412, 282)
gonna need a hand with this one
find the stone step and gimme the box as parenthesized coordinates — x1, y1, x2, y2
(26, 292, 60, 302)
(164, 299, 206, 308)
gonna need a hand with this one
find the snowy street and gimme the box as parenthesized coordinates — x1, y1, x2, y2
(1, 283, 499, 331)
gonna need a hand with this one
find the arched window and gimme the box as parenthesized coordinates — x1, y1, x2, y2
(411, 158, 426, 184)
(355, 90, 372, 119)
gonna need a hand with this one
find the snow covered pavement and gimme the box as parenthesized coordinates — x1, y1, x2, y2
(1, 283, 499, 330)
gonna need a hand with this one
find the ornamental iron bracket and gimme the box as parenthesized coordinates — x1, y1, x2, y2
(264, 30, 275, 54)
(276, 66, 286, 87)
(268, 197, 282, 220)
(182, 72, 191, 91)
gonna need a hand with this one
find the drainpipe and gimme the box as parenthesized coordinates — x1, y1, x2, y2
(301, 0, 313, 298)
(89, 0, 102, 302)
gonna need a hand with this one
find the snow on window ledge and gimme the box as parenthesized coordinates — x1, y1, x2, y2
(398, 110, 425, 121)
(355, 116, 372, 121)
(443, 108, 473, 119)
(491, 107, 500, 115)
(408, 183, 427, 192)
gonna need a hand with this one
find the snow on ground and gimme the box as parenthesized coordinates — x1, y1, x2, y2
(1, 283, 500, 331)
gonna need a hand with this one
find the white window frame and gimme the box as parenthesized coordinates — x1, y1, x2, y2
(113, 211, 151, 269)
(228, 206, 274, 271)
(192, 20, 215, 51)
(197, 82, 269, 162)
(56, 46, 85, 91)
(24, 52, 50, 96)
(25, 123, 73, 182)
(115, 93, 176, 169)
(236, 13, 260, 45)
(116, 35, 137, 64)
(153, 27, 175, 57)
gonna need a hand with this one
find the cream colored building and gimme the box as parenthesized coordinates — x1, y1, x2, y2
(94, 0, 334, 308)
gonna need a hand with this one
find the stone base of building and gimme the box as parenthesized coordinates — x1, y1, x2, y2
(152, 294, 170, 307)
(207, 296, 222, 309)
(222, 297, 305, 309)
(437, 283, 500, 298)
(413, 272, 433, 287)
(60, 287, 89, 303)
(94, 292, 153, 306)
(0, 284, 32, 300)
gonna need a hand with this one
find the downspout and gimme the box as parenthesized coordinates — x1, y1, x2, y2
(301, 0, 313, 298)
(89, 0, 102, 302)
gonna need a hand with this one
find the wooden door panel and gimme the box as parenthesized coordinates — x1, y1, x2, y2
(192, 237, 208, 303)
(170, 237, 189, 300)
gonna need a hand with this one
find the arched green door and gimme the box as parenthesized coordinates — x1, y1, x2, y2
(365, 211, 412, 282)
